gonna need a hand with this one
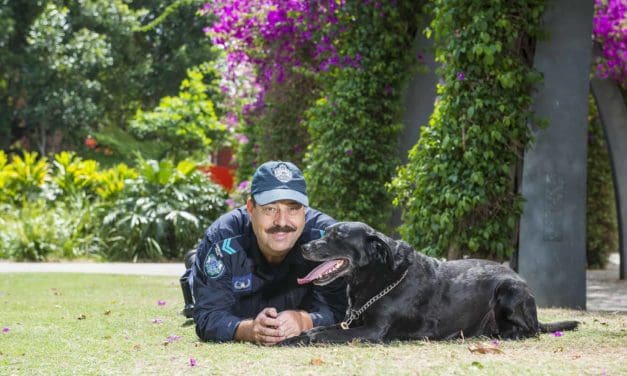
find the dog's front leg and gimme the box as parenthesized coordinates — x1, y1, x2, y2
(280, 325, 386, 345)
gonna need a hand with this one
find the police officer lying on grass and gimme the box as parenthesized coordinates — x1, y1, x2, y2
(189, 161, 347, 345)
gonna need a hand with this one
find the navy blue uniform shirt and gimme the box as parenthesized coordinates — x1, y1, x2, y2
(191, 206, 347, 342)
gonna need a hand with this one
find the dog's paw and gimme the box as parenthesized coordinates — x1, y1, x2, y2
(277, 334, 311, 346)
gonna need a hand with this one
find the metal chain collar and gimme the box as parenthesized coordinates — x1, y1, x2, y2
(340, 268, 409, 330)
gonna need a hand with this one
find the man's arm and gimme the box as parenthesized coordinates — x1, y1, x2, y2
(192, 237, 243, 342)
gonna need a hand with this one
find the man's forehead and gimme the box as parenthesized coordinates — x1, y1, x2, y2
(262, 199, 302, 206)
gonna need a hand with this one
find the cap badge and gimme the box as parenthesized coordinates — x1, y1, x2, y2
(273, 163, 293, 183)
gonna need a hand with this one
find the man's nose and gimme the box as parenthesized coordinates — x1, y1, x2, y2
(273, 208, 290, 225)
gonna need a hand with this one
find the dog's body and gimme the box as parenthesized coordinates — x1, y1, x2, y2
(282, 222, 578, 344)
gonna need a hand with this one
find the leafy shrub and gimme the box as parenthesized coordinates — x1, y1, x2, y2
(0, 199, 101, 261)
(305, 1, 423, 228)
(51, 151, 101, 198)
(390, 0, 546, 259)
(129, 64, 228, 161)
(0, 150, 50, 205)
(99, 157, 227, 261)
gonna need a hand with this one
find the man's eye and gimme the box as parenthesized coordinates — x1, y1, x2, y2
(263, 207, 278, 215)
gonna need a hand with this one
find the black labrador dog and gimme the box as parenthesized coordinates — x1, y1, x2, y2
(282, 222, 578, 344)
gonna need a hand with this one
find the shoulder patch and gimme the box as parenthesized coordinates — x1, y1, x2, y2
(205, 251, 225, 279)
(232, 274, 252, 292)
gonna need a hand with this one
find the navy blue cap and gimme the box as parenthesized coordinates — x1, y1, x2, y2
(251, 161, 309, 206)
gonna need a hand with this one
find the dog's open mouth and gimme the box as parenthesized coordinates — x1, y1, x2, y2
(297, 258, 350, 285)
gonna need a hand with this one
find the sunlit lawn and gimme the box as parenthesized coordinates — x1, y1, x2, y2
(0, 273, 625, 375)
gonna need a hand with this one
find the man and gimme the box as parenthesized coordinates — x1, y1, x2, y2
(185, 161, 346, 345)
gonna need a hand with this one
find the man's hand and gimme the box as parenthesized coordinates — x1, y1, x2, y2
(276, 310, 313, 339)
(235, 307, 285, 346)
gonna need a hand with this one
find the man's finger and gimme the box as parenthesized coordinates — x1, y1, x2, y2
(258, 315, 281, 328)
(258, 334, 286, 346)
(257, 325, 283, 338)
(263, 307, 278, 318)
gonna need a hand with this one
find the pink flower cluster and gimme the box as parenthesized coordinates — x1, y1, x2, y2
(593, 0, 627, 86)
(200, 0, 359, 110)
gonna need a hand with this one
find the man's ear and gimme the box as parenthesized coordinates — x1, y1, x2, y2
(246, 198, 254, 214)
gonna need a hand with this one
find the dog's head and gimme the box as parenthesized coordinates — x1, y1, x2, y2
(297, 221, 408, 286)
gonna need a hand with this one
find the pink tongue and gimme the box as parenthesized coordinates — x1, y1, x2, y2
(297, 259, 342, 285)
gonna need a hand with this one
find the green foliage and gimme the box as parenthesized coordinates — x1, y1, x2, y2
(237, 71, 317, 181)
(0, 0, 217, 152)
(129, 64, 228, 161)
(0, 150, 228, 261)
(0, 150, 50, 205)
(390, 0, 546, 259)
(80, 126, 168, 167)
(51, 151, 101, 198)
(50, 151, 138, 200)
(305, 0, 424, 228)
(586, 95, 618, 268)
(99, 156, 227, 261)
(0, 198, 101, 261)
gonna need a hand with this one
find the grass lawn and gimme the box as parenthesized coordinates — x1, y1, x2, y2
(0, 273, 625, 375)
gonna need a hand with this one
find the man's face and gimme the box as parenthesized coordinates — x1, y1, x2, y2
(247, 198, 306, 264)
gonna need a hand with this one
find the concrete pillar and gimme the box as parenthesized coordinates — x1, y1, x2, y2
(591, 78, 627, 279)
(398, 20, 438, 164)
(518, 0, 594, 308)
(391, 15, 439, 231)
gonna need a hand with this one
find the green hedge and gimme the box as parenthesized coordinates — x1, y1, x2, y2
(305, 0, 423, 228)
(390, 0, 546, 259)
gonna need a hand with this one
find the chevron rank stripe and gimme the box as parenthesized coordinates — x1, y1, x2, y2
(221, 238, 237, 255)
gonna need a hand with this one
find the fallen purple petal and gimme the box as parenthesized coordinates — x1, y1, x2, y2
(189, 358, 197, 367)
(166, 334, 181, 343)
(151, 318, 163, 324)
(157, 300, 166, 306)
(2, 327, 9, 333)
(552, 331, 563, 337)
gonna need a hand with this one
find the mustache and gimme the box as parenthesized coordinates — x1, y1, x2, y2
(266, 225, 297, 234)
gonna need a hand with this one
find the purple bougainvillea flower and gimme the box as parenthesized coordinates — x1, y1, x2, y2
(157, 300, 166, 306)
(2, 327, 9, 333)
(552, 331, 563, 337)
(166, 335, 181, 343)
(345, 149, 353, 156)
(189, 358, 197, 367)
(457, 71, 465, 81)
(225, 198, 236, 208)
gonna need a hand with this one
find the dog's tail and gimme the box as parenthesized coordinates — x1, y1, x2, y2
(538, 321, 579, 333)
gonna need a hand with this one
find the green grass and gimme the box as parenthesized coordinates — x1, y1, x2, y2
(0, 273, 625, 375)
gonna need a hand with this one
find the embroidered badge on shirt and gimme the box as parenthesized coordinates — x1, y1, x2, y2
(205, 252, 225, 279)
(273, 163, 293, 183)
(232, 274, 252, 292)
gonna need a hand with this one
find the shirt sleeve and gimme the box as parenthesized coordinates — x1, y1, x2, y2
(192, 236, 242, 342)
